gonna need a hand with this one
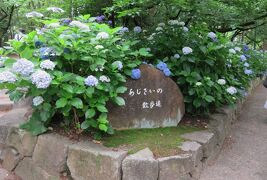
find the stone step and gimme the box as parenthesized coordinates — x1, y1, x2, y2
(0, 99, 13, 111)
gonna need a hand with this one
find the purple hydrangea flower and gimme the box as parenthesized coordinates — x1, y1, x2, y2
(95, 15, 105, 22)
(12, 58, 34, 76)
(156, 61, 167, 71)
(131, 69, 141, 80)
(108, 20, 113, 26)
(31, 70, 52, 89)
(0, 71, 17, 83)
(40, 60, 56, 70)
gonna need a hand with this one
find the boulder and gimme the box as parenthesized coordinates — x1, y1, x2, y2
(67, 141, 127, 180)
(122, 148, 158, 180)
(108, 64, 185, 129)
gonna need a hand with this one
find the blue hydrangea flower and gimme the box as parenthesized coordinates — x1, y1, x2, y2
(84, 75, 98, 87)
(240, 55, 247, 62)
(35, 41, 43, 48)
(243, 45, 249, 52)
(112, 61, 123, 71)
(60, 18, 72, 25)
(64, 48, 71, 54)
(156, 61, 167, 71)
(244, 62, 250, 67)
(163, 68, 171, 77)
(244, 69, 253, 75)
(134, 26, 142, 33)
(40, 47, 56, 60)
(131, 69, 141, 80)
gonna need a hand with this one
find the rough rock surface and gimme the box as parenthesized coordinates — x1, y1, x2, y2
(122, 148, 158, 180)
(67, 141, 127, 180)
(108, 64, 185, 129)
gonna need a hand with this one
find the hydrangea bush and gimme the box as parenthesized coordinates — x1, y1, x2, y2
(0, 15, 150, 137)
(127, 21, 267, 113)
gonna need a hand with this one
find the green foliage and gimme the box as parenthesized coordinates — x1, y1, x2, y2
(0, 15, 149, 136)
(129, 21, 267, 114)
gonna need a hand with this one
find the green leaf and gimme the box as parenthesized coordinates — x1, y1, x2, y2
(71, 98, 83, 109)
(85, 109, 96, 119)
(81, 120, 90, 130)
(56, 98, 68, 108)
(116, 86, 127, 93)
(20, 116, 47, 136)
(114, 97, 125, 106)
(96, 105, 108, 112)
(193, 99, 202, 108)
(62, 84, 73, 93)
(204, 95, 215, 102)
(99, 124, 108, 132)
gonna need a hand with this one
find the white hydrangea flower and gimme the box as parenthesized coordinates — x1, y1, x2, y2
(234, 47, 241, 52)
(33, 96, 44, 106)
(196, 82, 202, 86)
(178, 21, 185, 26)
(12, 58, 34, 76)
(0, 56, 7, 67)
(47, 7, 65, 13)
(158, 23, 165, 27)
(182, 47, 193, 55)
(226, 86, 237, 95)
(156, 27, 163, 31)
(31, 70, 52, 89)
(183, 27, 189, 32)
(40, 60, 55, 70)
(84, 75, 98, 87)
(147, 36, 154, 41)
(99, 75, 110, 83)
(174, 54, 180, 59)
(95, 45, 104, 49)
(26, 11, 44, 18)
(47, 23, 61, 28)
(0, 71, 17, 83)
(112, 61, 123, 71)
(208, 32, 217, 39)
(70, 21, 90, 32)
(96, 32, 109, 39)
(229, 49, 236, 54)
(217, 79, 226, 85)
(133, 26, 142, 33)
(168, 20, 179, 25)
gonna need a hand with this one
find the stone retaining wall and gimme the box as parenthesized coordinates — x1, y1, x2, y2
(0, 78, 262, 180)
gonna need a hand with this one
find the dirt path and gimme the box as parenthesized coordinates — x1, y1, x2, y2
(200, 85, 267, 180)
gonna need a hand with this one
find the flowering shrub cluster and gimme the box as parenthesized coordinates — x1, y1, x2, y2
(0, 14, 149, 136)
(128, 20, 267, 113)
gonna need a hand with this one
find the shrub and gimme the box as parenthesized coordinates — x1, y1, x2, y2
(126, 21, 267, 114)
(0, 15, 150, 137)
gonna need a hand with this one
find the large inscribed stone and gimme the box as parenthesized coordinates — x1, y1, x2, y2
(108, 64, 185, 129)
